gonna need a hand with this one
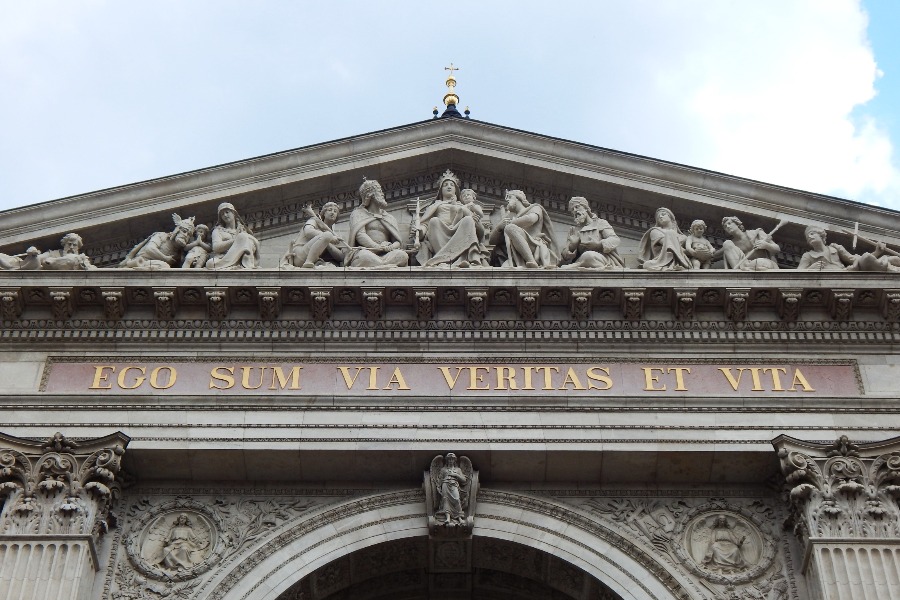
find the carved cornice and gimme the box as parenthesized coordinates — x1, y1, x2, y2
(774, 434, 900, 555)
(0, 431, 129, 543)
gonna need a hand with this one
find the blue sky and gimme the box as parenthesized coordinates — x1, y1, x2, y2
(1, 0, 899, 212)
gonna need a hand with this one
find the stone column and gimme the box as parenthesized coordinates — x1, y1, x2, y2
(774, 434, 900, 600)
(0, 431, 129, 600)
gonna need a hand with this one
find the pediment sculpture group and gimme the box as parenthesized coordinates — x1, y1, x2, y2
(3, 170, 900, 273)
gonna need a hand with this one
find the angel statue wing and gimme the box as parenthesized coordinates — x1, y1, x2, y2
(429, 454, 446, 509)
(458, 455, 474, 511)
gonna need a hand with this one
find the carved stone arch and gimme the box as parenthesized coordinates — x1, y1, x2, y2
(202, 489, 695, 600)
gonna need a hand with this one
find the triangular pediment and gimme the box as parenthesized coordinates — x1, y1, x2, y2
(2, 117, 900, 268)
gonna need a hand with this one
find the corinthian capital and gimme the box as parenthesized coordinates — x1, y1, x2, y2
(0, 430, 129, 539)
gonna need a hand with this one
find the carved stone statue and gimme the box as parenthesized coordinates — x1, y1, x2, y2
(345, 179, 409, 268)
(798, 224, 900, 272)
(702, 516, 748, 571)
(684, 220, 715, 269)
(206, 203, 261, 270)
(159, 513, 204, 570)
(559, 197, 624, 269)
(638, 207, 692, 271)
(139, 511, 212, 572)
(415, 170, 489, 268)
(280, 202, 347, 269)
(0, 233, 97, 271)
(460, 188, 489, 242)
(120, 214, 196, 270)
(489, 190, 560, 268)
(181, 224, 212, 269)
(428, 453, 475, 529)
(716, 216, 780, 271)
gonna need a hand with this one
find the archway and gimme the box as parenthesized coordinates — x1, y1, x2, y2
(208, 489, 693, 600)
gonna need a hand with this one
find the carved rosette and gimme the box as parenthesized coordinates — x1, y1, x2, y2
(775, 435, 900, 552)
(0, 431, 128, 540)
(124, 500, 226, 582)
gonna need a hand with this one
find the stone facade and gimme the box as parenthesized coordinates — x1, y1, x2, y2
(2, 116, 900, 599)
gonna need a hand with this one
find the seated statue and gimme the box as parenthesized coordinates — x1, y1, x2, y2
(798, 224, 900, 271)
(560, 197, 624, 269)
(684, 220, 715, 269)
(206, 203, 261, 270)
(415, 170, 489, 268)
(345, 179, 409, 268)
(638, 207, 692, 271)
(1, 233, 97, 271)
(489, 190, 560, 268)
(120, 214, 196, 270)
(460, 188, 489, 242)
(716, 216, 779, 271)
(280, 202, 347, 269)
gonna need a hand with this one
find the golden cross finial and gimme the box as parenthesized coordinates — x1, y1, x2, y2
(445, 63, 460, 78)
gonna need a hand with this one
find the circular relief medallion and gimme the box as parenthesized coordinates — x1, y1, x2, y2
(127, 505, 224, 580)
(677, 509, 774, 584)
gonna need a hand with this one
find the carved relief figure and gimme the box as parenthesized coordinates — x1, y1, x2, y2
(206, 203, 261, 270)
(159, 513, 204, 570)
(638, 207, 692, 271)
(684, 220, 714, 269)
(430, 453, 471, 526)
(1, 233, 97, 271)
(139, 511, 213, 573)
(345, 179, 409, 268)
(415, 170, 488, 268)
(280, 202, 347, 269)
(799, 226, 900, 272)
(120, 214, 196, 270)
(181, 224, 211, 269)
(702, 516, 747, 571)
(716, 216, 780, 271)
(559, 196, 624, 270)
(489, 190, 560, 268)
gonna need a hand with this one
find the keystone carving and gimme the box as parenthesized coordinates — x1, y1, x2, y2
(414, 288, 436, 320)
(725, 289, 750, 322)
(777, 289, 802, 321)
(0, 288, 23, 320)
(258, 287, 281, 320)
(774, 434, 900, 553)
(622, 288, 644, 319)
(466, 289, 488, 320)
(517, 289, 540, 320)
(361, 288, 384, 320)
(205, 288, 228, 320)
(309, 288, 332, 320)
(0, 431, 129, 540)
(570, 287, 593, 320)
(101, 288, 126, 320)
(674, 289, 696, 321)
(49, 288, 74, 319)
(829, 289, 854, 321)
(883, 290, 900, 322)
(153, 289, 177, 320)
(425, 453, 478, 537)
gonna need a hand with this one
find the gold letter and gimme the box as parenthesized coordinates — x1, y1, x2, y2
(667, 367, 691, 391)
(383, 367, 410, 390)
(270, 366, 302, 390)
(149, 366, 177, 390)
(438, 367, 465, 389)
(467, 367, 490, 391)
(533, 366, 560, 390)
(586, 367, 613, 390)
(747, 367, 764, 391)
(763, 367, 787, 391)
(89, 365, 115, 390)
(117, 366, 146, 390)
(718, 368, 745, 391)
(789, 368, 815, 392)
(521, 367, 537, 390)
(495, 367, 518, 390)
(338, 366, 364, 389)
(559, 367, 587, 390)
(240, 366, 265, 390)
(209, 366, 235, 389)
(642, 367, 666, 391)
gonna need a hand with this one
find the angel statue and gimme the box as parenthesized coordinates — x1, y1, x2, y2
(140, 512, 211, 571)
(428, 453, 476, 531)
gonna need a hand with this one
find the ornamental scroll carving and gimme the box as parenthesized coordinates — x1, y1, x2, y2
(0, 431, 128, 540)
(775, 434, 900, 550)
(425, 453, 478, 537)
